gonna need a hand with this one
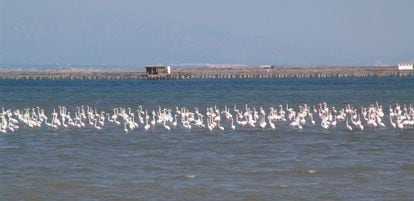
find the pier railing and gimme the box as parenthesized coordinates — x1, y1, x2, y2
(0, 67, 412, 80)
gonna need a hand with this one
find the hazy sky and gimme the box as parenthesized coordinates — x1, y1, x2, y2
(1, 0, 413, 68)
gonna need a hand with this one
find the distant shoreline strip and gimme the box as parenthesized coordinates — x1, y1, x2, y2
(0, 67, 413, 80)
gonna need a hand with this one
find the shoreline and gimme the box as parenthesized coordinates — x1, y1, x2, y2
(0, 66, 413, 80)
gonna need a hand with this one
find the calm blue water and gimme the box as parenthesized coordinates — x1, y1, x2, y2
(1, 77, 414, 200)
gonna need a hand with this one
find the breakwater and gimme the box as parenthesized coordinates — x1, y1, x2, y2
(0, 66, 413, 80)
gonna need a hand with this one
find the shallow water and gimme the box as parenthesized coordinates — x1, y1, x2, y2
(1, 77, 414, 200)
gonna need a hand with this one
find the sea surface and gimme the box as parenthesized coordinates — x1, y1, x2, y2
(1, 77, 414, 200)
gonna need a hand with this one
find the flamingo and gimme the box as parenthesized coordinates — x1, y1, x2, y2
(346, 117, 353, 132)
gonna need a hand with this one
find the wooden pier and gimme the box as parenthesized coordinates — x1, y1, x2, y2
(0, 66, 413, 80)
